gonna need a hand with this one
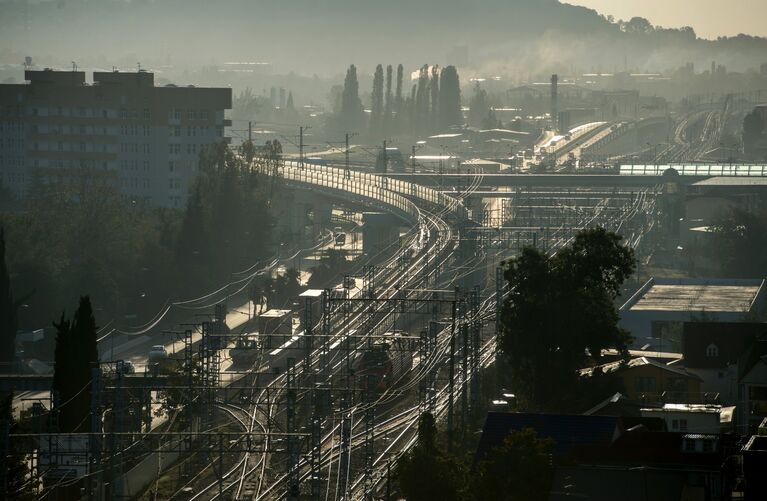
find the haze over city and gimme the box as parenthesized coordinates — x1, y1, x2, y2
(1, 1, 767, 500)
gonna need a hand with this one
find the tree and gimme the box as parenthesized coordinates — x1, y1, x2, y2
(175, 183, 210, 294)
(470, 428, 554, 501)
(53, 296, 99, 433)
(499, 228, 635, 411)
(468, 83, 489, 128)
(414, 65, 431, 135)
(394, 64, 404, 131)
(623, 16, 654, 34)
(370, 64, 384, 138)
(438, 66, 463, 130)
(0, 228, 32, 499)
(708, 208, 767, 278)
(286, 91, 295, 112)
(240, 139, 256, 164)
(0, 228, 17, 376)
(430, 65, 440, 131)
(396, 413, 466, 501)
(269, 268, 301, 308)
(338, 64, 365, 132)
(743, 109, 764, 156)
(384, 64, 393, 136)
(307, 248, 347, 288)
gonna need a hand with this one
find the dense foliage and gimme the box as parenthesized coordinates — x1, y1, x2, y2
(396, 413, 466, 501)
(471, 428, 555, 501)
(334, 63, 464, 139)
(52, 296, 99, 433)
(708, 208, 767, 278)
(1, 141, 275, 331)
(499, 228, 635, 411)
(395, 414, 557, 501)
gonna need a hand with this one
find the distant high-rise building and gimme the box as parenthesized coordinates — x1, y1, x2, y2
(0, 70, 231, 207)
(270, 87, 277, 108)
(279, 87, 286, 109)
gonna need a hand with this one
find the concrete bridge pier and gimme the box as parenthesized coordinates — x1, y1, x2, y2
(361, 212, 402, 259)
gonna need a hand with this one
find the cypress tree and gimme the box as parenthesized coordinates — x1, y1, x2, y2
(384, 65, 393, 136)
(438, 66, 463, 130)
(286, 91, 295, 113)
(468, 83, 489, 128)
(415, 65, 430, 135)
(339, 64, 365, 132)
(430, 65, 440, 132)
(53, 296, 98, 433)
(409, 84, 417, 135)
(395, 64, 404, 132)
(370, 64, 384, 138)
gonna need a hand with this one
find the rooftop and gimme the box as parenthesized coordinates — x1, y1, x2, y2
(640, 404, 722, 414)
(259, 309, 292, 318)
(580, 357, 702, 381)
(692, 176, 767, 186)
(622, 278, 764, 313)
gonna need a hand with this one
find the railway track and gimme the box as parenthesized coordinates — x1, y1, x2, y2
(156, 159, 657, 501)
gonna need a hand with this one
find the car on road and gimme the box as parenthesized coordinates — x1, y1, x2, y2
(148, 345, 168, 362)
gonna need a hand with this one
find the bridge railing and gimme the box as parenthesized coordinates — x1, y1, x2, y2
(279, 161, 469, 221)
(279, 162, 421, 221)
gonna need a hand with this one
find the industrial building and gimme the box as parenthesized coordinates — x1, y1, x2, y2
(0, 69, 231, 207)
(619, 278, 767, 349)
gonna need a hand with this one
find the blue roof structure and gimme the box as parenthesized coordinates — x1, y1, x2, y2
(475, 412, 621, 462)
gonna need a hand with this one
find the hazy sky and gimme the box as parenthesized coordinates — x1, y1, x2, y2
(568, 0, 767, 39)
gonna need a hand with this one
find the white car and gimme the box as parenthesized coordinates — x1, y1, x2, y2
(148, 345, 168, 362)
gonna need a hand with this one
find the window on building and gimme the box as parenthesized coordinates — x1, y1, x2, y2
(169, 161, 174, 172)
(679, 419, 688, 431)
(143, 108, 150, 120)
(684, 439, 696, 452)
(702, 439, 713, 452)
(706, 344, 719, 358)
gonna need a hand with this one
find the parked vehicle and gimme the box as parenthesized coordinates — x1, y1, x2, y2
(148, 345, 168, 362)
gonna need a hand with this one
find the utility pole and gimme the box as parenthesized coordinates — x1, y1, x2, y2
(299, 126, 310, 169)
(248, 121, 252, 143)
(345, 133, 353, 179)
(447, 296, 457, 453)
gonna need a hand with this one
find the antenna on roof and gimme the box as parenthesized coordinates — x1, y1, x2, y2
(137, 62, 142, 72)
(71, 61, 77, 72)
